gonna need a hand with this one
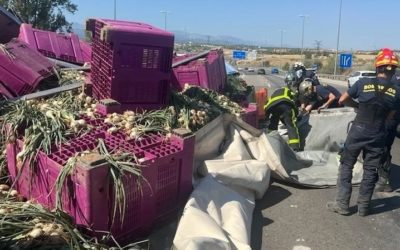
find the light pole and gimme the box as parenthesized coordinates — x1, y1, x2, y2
(114, 0, 116, 20)
(160, 10, 171, 30)
(299, 15, 309, 57)
(280, 29, 286, 55)
(333, 0, 343, 75)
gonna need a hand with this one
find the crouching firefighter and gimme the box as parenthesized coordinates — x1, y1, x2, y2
(327, 48, 400, 217)
(264, 87, 301, 151)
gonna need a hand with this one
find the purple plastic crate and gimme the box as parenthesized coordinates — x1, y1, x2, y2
(18, 23, 91, 65)
(6, 127, 194, 243)
(241, 103, 259, 128)
(0, 39, 56, 98)
(0, 6, 21, 44)
(172, 49, 227, 92)
(79, 40, 92, 64)
(86, 18, 174, 111)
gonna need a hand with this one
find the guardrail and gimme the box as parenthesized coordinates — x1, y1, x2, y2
(317, 74, 347, 81)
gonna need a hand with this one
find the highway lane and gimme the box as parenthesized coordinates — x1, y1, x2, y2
(243, 72, 400, 250)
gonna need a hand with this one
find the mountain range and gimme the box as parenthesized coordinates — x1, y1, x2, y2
(71, 22, 260, 46)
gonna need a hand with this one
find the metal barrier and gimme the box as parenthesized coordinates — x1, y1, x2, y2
(318, 74, 347, 81)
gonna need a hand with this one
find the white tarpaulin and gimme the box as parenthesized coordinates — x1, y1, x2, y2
(173, 109, 363, 249)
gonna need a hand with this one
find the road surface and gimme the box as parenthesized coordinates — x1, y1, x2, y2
(242, 72, 400, 250)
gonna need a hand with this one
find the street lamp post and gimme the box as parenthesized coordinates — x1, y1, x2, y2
(333, 0, 343, 75)
(114, 0, 116, 20)
(299, 15, 309, 57)
(280, 29, 286, 55)
(160, 10, 171, 31)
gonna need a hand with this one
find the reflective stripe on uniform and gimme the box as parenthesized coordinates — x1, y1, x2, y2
(289, 108, 300, 145)
(264, 87, 294, 111)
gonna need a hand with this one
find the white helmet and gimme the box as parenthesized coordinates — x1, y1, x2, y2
(293, 62, 305, 70)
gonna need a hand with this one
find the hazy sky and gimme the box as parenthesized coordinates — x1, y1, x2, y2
(67, 0, 400, 51)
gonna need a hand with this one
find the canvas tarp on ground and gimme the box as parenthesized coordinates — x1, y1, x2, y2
(173, 109, 363, 249)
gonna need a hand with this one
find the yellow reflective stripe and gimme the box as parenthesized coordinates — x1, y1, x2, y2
(264, 87, 293, 110)
(289, 109, 300, 145)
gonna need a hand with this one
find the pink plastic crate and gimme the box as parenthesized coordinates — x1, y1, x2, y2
(18, 23, 91, 65)
(0, 39, 57, 98)
(6, 127, 194, 243)
(172, 49, 227, 92)
(86, 18, 174, 111)
(241, 103, 259, 128)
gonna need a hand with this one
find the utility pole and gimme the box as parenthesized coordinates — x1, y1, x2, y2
(334, 0, 343, 75)
(280, 29, 286, 55)
(314, 40, 322, 54)
(160, 10, 171, 30)
(299, 15, 309, 57)
(114, 0, 117, 20)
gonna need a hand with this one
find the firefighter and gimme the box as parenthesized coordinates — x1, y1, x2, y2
(298, 80, 342, 113)
(264, 86, 301, 151)
(293, 62, 321, 87)
(375, 73, 400, 192)
(327, 48, 400, 216)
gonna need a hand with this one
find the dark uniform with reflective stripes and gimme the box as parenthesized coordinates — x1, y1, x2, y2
(376, 74, 400, 190)
(336, 77, 400, 210)
(307, 84, 342, 109)
(264, 87, 300, 150)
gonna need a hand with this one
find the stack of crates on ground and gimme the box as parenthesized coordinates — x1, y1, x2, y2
(0, 5, 22, 44)
(18, 23, 92, 65)
(172, 49, 227, 92)
(0, 38, 57, 98)
(6, 114, 195, 243)
(86, 18, 174, 111)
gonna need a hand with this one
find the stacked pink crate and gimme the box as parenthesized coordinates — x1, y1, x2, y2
(86, 18, 174, 111)
(172, 49, 227, 92)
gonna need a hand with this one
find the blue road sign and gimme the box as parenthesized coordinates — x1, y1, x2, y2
(233, 50, 246, 60)
(339, 53, 352, 68)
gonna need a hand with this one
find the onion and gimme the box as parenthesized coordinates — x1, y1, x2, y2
(107, 127, 118, 134)
(126, 116, 135, 122)
(112, 116, 122, 123)
(9, 190, 18, 197)
(124, 111, 135, 116)
(29, 228, 43, 238)
(125, 123, 133, 130)
(0, 184, 10, 191)
(190, 109, 196, 115)
(77, 119, 87, 126)
(85, 96, 92, 104)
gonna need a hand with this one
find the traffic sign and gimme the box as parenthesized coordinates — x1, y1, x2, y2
(233, 50, 246, 60)
(339, 53, 352, 68)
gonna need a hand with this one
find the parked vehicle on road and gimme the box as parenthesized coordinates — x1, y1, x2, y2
(247, 67, 255, 72)
(257, 68, 266, 75)
(347, 70, 375, 88)
(271, 68, 279, 74)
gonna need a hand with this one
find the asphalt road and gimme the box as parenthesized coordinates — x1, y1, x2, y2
(244, 72, 400, 250)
